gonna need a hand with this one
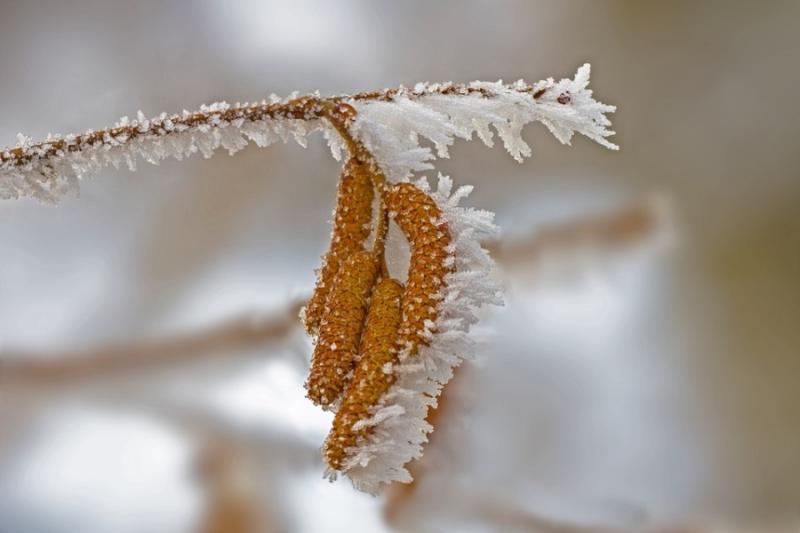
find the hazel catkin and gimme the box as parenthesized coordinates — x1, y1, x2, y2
(323, 277, 403, 471)
(384, 183, 454, 358)
(305, 250, 379, 407)
(303, 157, 375, 335)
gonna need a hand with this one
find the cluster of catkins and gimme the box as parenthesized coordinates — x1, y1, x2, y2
(301, 151, 458, 481)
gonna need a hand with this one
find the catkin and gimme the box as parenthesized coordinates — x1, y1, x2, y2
(303, 157, 375, 335)
(324, 278, 403, 471)
(306, 250, 379, 407)
(385, 183, 454, 358)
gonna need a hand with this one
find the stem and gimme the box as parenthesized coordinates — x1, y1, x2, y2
(373, 200, 390, 279)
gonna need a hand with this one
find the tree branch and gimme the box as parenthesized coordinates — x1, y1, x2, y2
(0, 82, 548, 171)
(2, 64, 620, 203)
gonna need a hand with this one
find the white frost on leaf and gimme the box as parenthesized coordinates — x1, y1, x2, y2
(338, 174, 503, 494)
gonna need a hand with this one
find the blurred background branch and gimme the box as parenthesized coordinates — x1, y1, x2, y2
(1, 199, 664, 390)
(1, 300, 304, 389)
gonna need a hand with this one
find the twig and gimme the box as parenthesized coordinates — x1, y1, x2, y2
(0, 83, 548, 170)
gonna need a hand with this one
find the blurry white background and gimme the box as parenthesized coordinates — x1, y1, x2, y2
(1, 1, 799, 532)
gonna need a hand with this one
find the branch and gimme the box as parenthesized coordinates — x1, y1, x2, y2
(0, 65, 616, 202)
(0, 85, 539, 167)
(0, 299, 303, 388)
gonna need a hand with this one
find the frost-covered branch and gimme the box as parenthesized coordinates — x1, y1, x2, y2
(0, 64, 616, 202)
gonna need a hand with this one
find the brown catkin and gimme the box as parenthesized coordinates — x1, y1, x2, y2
(384, 183, 454, 358)
(303, 157, 375, 335)
(324, 278, 403, 471)
(306, 250, 379, 407)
